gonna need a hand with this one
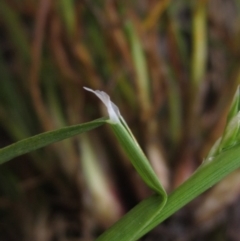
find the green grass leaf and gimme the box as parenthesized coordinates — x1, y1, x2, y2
(85, 88, 167, 241)
(96, 120, 167, 241)
(97, 86, 240, 241)
(138, 143, 240, 239)
(0, 118, 106, 164)
(97, 125, 240, 241)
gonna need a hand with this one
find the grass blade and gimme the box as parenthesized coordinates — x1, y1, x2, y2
(0, 118, 106, 164)
(138, 143, 240, 239)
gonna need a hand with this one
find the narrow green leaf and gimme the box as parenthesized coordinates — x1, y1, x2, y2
(58, 0, 75, 36)
(226, 86, 240, 123)
(84, 87, 166, 196)
(0, 118, 106, 164)
(138, 143, 240, 239)
(207, 86, 240, 158)
(97, 194, 165, 241)
(96, 122, 167, 241)
(110, 123, 166, 196)
(85, 87, 167, 241)
(97, 142, 240, 241)
(125, 21, 151, 113)
(191, 1, 207, 89)
(97, 86, 240, 241)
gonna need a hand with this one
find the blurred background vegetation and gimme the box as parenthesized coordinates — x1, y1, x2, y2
(1, 0, 240, 240)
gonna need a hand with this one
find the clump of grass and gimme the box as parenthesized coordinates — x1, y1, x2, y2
(1, 0, 240, 240)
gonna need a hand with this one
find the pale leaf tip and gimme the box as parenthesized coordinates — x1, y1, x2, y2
(84, 87, 121, 124)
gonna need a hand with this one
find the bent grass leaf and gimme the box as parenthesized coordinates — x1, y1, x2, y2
(137, 143, 240, 239)
(97, 86, 240, 241)
(85, 88, 167, 241)
(0, 118, 106, 164)
(96, 122, 167, 241)
(84, 87, 166, 195)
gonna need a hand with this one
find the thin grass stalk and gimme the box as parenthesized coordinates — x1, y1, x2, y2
(191, 0, 207, 91)
(125, 21, 151, 121)
(58, 0, 75, 37)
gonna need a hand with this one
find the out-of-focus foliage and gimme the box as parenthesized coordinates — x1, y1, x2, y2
(1, 0, 240, 240)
